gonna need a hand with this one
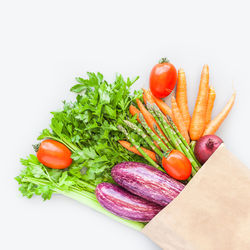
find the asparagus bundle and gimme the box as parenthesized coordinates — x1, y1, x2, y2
(119, 98, 200, 178)
(117, 125, 162, 171)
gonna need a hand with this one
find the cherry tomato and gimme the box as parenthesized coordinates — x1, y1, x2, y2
(150, 58, 177, 98)
(37, 139, 72, 169)
(162, 149, 192, 180)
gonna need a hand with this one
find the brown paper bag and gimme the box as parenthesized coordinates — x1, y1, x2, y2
(142, 144, 250, 250)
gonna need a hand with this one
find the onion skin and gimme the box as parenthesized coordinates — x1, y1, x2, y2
(194, 135, 223, 164)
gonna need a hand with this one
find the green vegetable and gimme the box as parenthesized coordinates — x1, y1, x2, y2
(117, 125, 162, 171)
(190, 141, 196, 153)
(167, 115, 200, 167)
(139, 113, 169, 152)
(16, 72, 148, 229)
(16, 155, 144, 230)
(123, 120, 164, 158)
(151, 104, 199, 175)
(146, 103, 173, 150)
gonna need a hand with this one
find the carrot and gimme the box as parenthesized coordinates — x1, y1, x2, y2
(153, 141, 161, 150)
(142, 88, 155, 105)
(118, 141, 157, 162)
(129, 104, 140, 122)
(171, 96, 190, 144)
(136, 99, 157, 132)
(136, 99, 168, 141)
(203, 92, 236, 135)
(151, 93, 173, 119)
(189, 64, 210, 140)
(176, 68, 191, 130)
(205, 86, 216, 125)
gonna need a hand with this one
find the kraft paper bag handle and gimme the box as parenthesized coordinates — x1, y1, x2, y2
(142, 144, 250, 250)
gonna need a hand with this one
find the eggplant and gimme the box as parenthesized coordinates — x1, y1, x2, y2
(111, 162, 185, 206)
(95, 182, 162, 222)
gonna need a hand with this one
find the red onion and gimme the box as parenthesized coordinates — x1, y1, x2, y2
(194, 135, 223, 164)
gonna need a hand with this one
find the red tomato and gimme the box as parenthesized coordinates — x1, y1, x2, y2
(162, 149, 192, 180)
(37, 139, 72, 169)
(150, 58, 177, 98)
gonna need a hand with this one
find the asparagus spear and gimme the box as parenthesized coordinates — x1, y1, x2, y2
(139, 113, 169, 153)
(152, 104, 183, 151)
(167, 115, 201, 167)
(123, 120, 164, 158)
(173, 132, 199, 174)
(146, 102, 173, 150)
(152, 104, 198, 174)
(153, 124, 173, 151)
(190, 141, 196, 153)
(117, 125, 163, 171)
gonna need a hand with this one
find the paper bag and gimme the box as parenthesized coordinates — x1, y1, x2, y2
(142, 144, 250, 250)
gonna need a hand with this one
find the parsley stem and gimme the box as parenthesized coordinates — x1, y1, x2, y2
(22, 177, 145, 231)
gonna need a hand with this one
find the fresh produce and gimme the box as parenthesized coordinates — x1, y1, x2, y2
(16, 60, 236, 228)
(139, 113, 169, 153)
(142, 88, 155, 105)
(151, 92, 173, 119)
(153, 122, 173, 150)
(171, 96, 190, 144)
(119, 100, 200, 176)
(122, 120, 164, 158)
(111, 162, 185, 206)
(129, 104, 140, 122)
(118, 141, 157, 162)
(15, 73, 150, 230)
(122, 64, 235, 175)
(96, 183, 162, 222)
(205, 86, 216, 125)
(35, 139, 72, 169)
(190, 65, 210, 140)
(136, 99, 163, 136)
(162, 150, 192, 180)
(117, 125, 162, 171)
(176, 68, 191, 130)
(149, 58, 177, 98)
(203, 93, 236, 135)
(149, 103, 200, 174)
(190, 141, 196, 152)
(194, 135, 223, 164)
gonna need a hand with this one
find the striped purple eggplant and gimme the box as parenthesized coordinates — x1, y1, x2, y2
(95, 182, 162, 222)
(111, 162, 185, 206)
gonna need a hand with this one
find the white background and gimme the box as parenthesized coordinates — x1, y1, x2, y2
(1, 1, 250, 249)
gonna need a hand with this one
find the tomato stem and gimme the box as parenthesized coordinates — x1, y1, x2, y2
(159, 57, 169, 64)
(32, 143, 40, 152)
(163, 149, 172, 159)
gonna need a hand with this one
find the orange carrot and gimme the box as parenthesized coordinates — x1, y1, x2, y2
(189, 64, 210, 140)
(171, 96, 190, 144)
(151, 93, 173, 119)
(176, 68, 191, 130)
(205, 86, 216, 125)
(153, 141, 161, 150)
(129, 104, 140, 122)
(136, 99, 168, 142)
(142, 88, 155, 105)
(136, 99, 158, 132)
(119, 141, 157, 162)
(203, 92, 236, 135)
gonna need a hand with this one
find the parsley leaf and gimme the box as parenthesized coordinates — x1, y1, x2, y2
(16, 73, 148, 200)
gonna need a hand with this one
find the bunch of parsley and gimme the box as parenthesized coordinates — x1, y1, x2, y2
(15, 72, 147, 230)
